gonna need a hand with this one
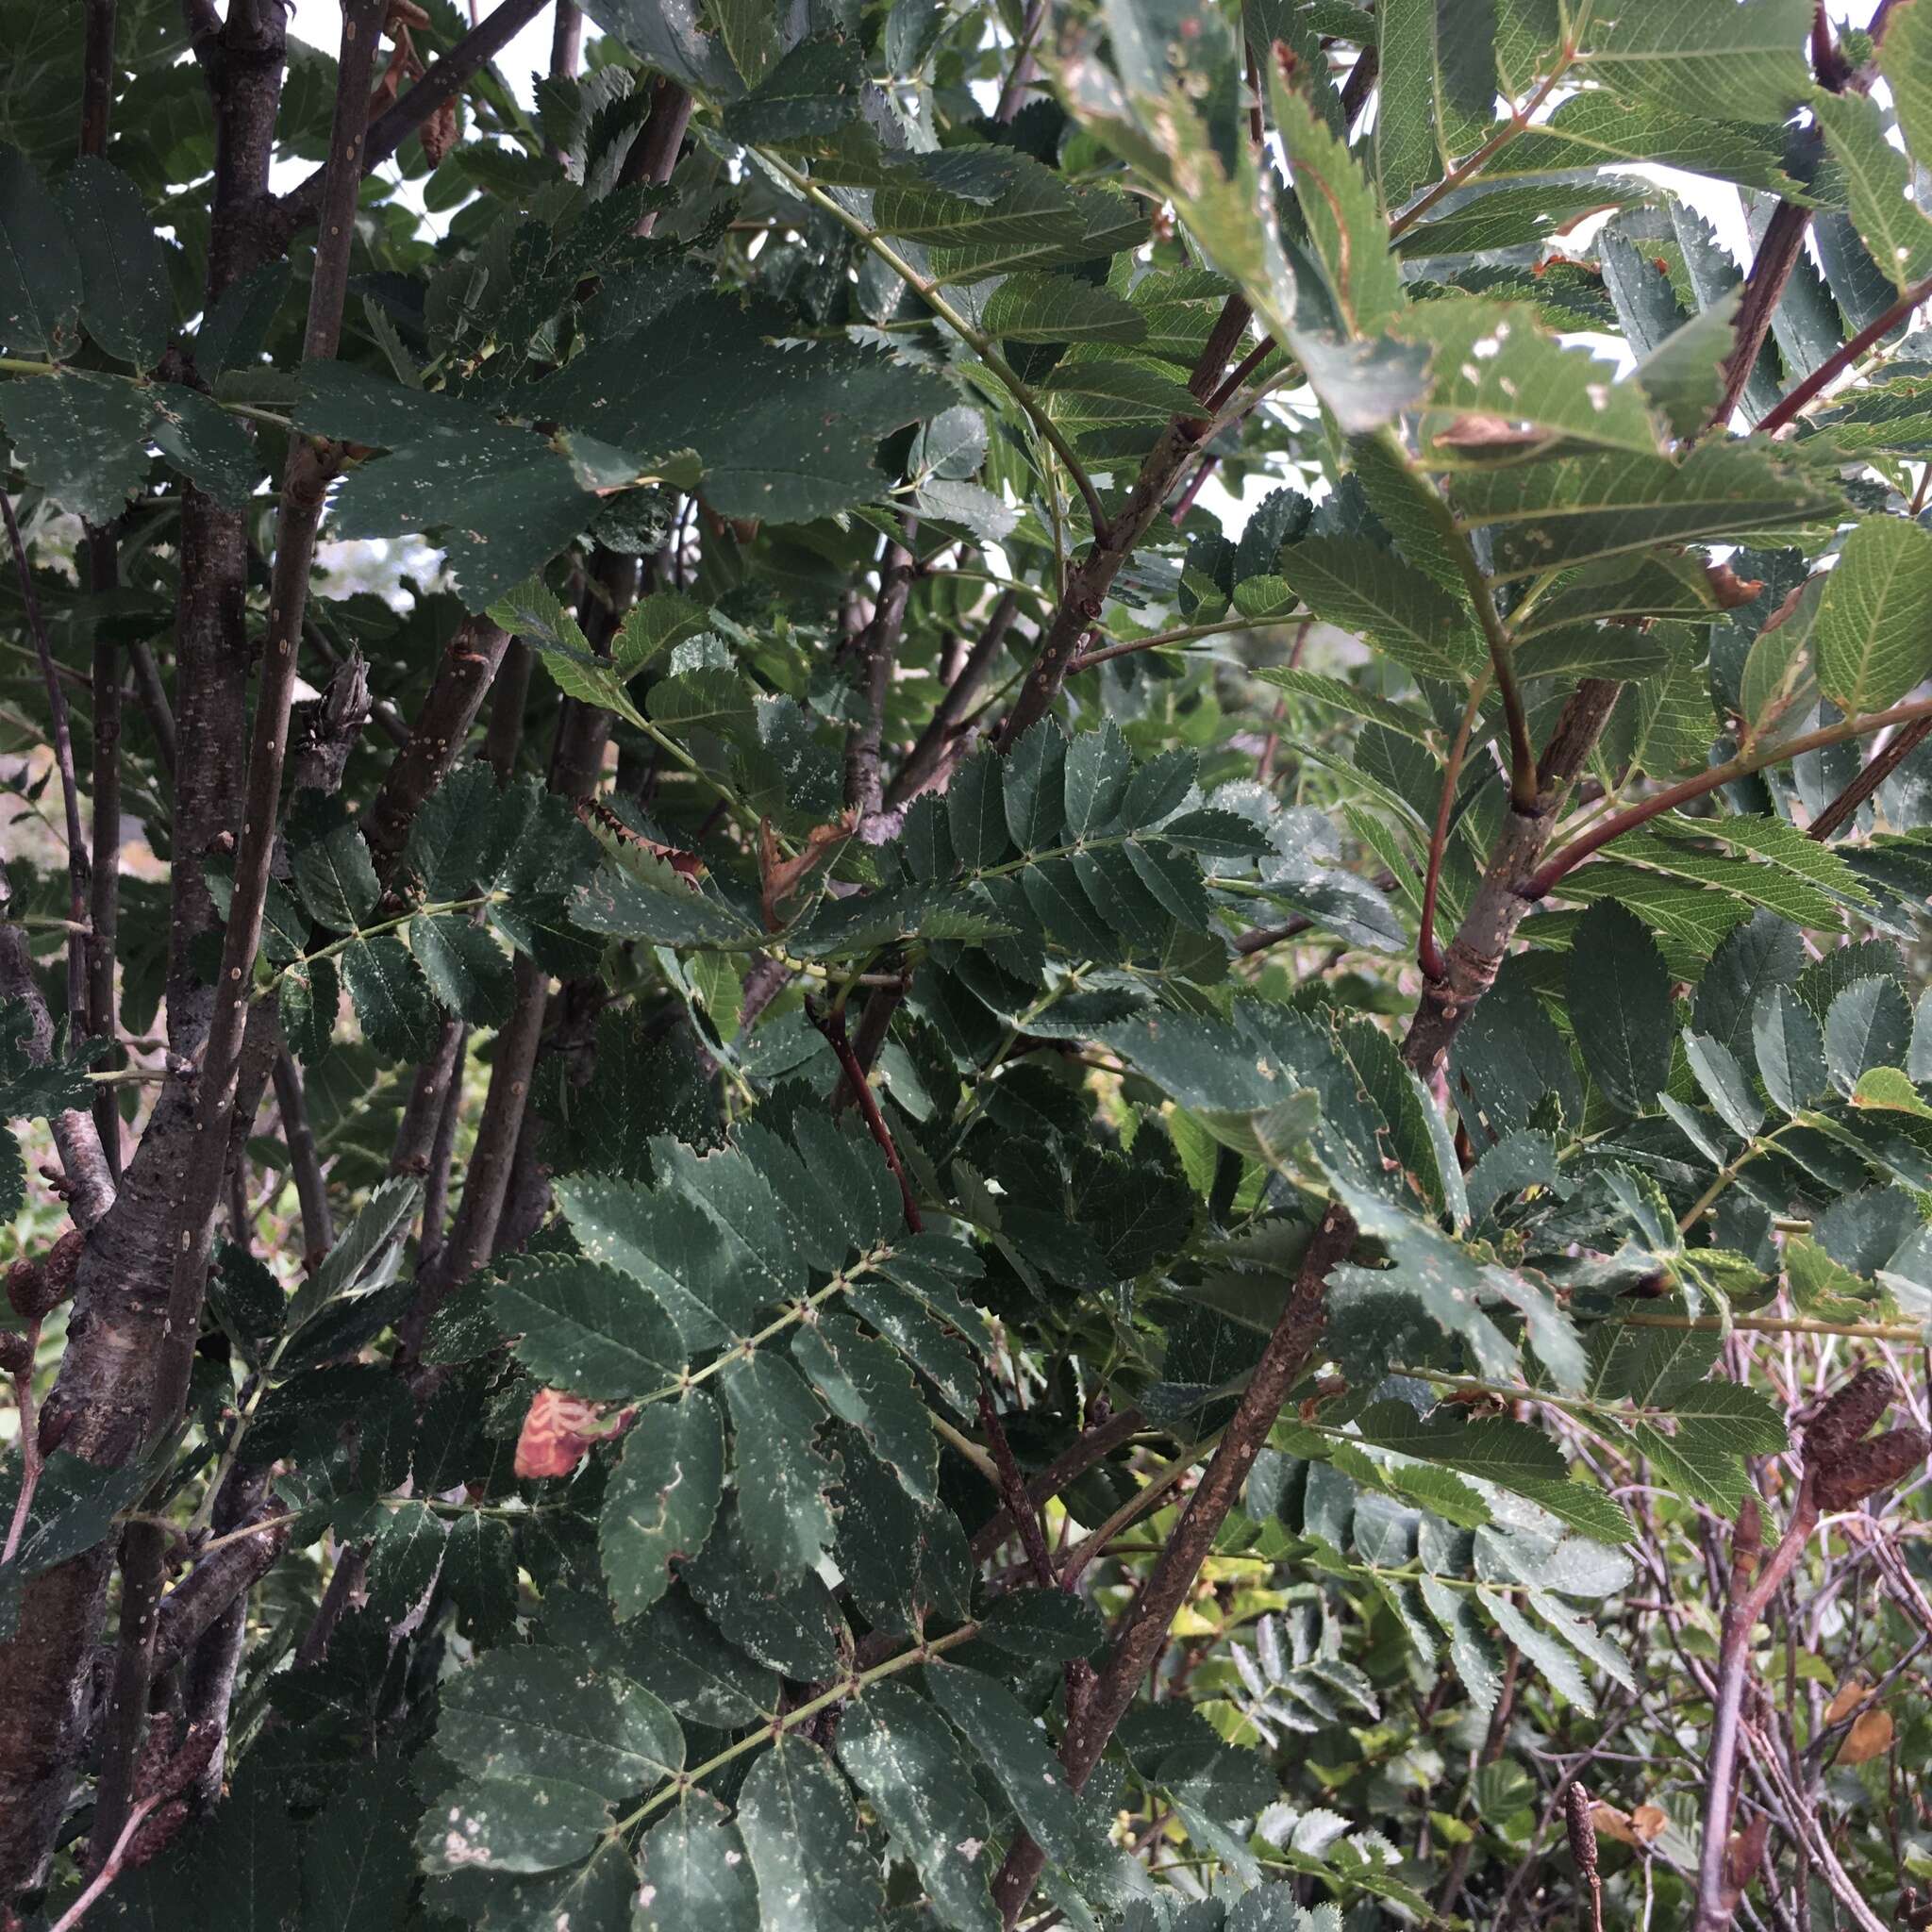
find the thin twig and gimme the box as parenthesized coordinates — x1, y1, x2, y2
(968, 1407, 1149, 1563)
(1695, 1482, 1820, 1932)
(805, 997, 923, 1235)
(270, 0, 550, 242)
(1419, 683, 1487, 981)
(977, 1386, 1057, 1589)
(993, 0, 1048, 123)
(1529, 691, 1932, 895)
(1757, 272, 1932, 435)
(49, 1794, 157, 1932)
(1807, 715, 1932, 841)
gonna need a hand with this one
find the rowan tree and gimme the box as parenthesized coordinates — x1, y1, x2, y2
(3, 1, 1932, 1927)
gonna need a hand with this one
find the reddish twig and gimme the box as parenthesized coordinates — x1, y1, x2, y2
(1757, 272, 1932, 436)
(1710, 199, 1813, 432)
(968, 1407, 1147, 1563)
(806, 997, 923, 1234)
(977, 1386, 1057, 1589)
(1527, 692, 1932, 897)
(1807, 714, 1932, 841)
(993, 0, 1048, 123)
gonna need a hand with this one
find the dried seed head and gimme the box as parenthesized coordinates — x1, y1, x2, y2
(1804, 1366, 1897, 1463)
(1720, 1814, 1770, 1914)
(131, 1712, 179, 1801)
(125, 1797, 191, 1870)
(154, 1720, 223, 1804)
(0, 1330, 31, 1379)
(1565, 1781, 1599, 1880)
(1814, 1426, 1930, 1512)
(420, 95, 458, 168)
(8, 1227, 83, 1321)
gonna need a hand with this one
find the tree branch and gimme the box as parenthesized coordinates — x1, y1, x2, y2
(1400, 678, 1620, 1085)
(1757, 272, 1932, 435)
(1807, 714, 1932, 841)
(616, 79, 692, 236)
(1711, 197, 1812, 431)
(976, 1386, 1057, 1589)
(269, 0, 551, 244)
(1527, 691, 1932, 896)
(968, 1407, 1147, 1564)
(844, 525, 918, 823)
(805, 996, 923, 1235)
(362, 615, 511, 880)
(1418, 684, 1487, 981)
(886, 590, 1023, 807)
(272, 1051, 331, 1266)
(78, 0, 122, 1174)
(990, 1201, 1353, 1924)
(79, 0, 117, 157)
(0, 888, 115, 1231)
(88, 2, 392, 1861)
(1694, 1484, 1819, 1932)
(994, 296, 1257, 746)
(993, 0, 1049, 123)
(84, 531, 122, 1180)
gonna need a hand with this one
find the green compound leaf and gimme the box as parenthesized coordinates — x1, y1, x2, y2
(1813, 517, 1932, 714)
(736, 1741, 889, 1932)
(601, 1392, 724, 1621)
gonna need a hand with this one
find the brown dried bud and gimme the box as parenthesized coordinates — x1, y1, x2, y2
(1565, 1781, 1599, 1880)
(0, 1330, 31, 1379)
(1814, 1426, 1930, 1511)
(125, 1797, 191, 1870)
(420, 95, 459, 168)
(1718, 1813, 1770, 1916)
(8, 1228, 82, 1321)
(42, 1228, 82, 1297)
(1704, 561, 1766, 609)
(154, 1721, 223, 1804)
(6, 1260, 43, 1322)
(1733, 1492, 1762, 1582)
(131, 1712, 179, 1801)
(1804, 1367, 1898, 1464)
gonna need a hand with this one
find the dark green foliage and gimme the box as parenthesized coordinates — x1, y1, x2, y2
(5, 3, 1932, 1930)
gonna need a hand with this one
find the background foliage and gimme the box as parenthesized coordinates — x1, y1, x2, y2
(4, 0, 1932, 1928)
